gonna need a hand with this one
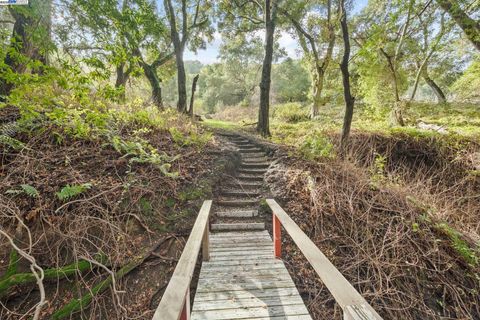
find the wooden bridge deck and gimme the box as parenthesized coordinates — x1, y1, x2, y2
(191, 230, 312, 320)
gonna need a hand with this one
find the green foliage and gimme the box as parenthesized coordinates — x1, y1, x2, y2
(272, 58, 310, 103)
(370, 153, 387, 184)
(272, 103, 309, 123)
(56, 183, 92, 201)
(0, 135, 25, 150)
(436, 222, 479, 266)
(169, 127, 212, 148)
(451, 59, 480, 102)
(110, 135, 178, 177)
(299, 131, 335, 160)
(138, 197, 153, 216)
(5, 184, 39, 198)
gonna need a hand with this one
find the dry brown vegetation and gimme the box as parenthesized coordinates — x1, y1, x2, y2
(266, 133, 480, 320)
(0, 121, 222, 319)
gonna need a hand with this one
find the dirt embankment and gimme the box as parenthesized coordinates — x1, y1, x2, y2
(264, 132, 480, 320)
(0, 125, 233, 319)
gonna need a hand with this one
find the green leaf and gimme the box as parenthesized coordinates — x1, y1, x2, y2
(56, 183, 92, 201)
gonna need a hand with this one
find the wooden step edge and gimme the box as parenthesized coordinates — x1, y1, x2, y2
(216, 210, 258, 218)
(216, 200, 259, 207)
(211, 223, 265, 231)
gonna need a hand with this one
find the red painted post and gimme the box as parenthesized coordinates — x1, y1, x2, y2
(273, 212, 281, 259)
(179, 288, 190, 320)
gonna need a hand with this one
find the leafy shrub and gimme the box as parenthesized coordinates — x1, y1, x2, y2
(110, 135, 179, 177)
(169, 126, 212, 148)
(272, 103, 309, 123)
(299, 131, 335, 159)
(56, 183, 92, 201)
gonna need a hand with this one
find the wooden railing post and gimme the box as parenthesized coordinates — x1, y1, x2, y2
(179, 288, 190, 320)
(202, 221, 210, 261)
(273, 212, 281, 259)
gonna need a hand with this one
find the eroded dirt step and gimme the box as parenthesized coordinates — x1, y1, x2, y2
(211, 222, 265, 231)
(236, 176, 264, 182)
(242, 154, 270, 163)
(241, 153, 267, 159)
(240, 149, 264, 154)
(237, 168, 267, 174)
(240, 163, 270, 169)
(226, 182, 264, 190)
(220, 190, 260, 197)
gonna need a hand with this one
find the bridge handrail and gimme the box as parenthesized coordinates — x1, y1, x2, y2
(152, 200, 212, 320)
(266, 199, 383, 320)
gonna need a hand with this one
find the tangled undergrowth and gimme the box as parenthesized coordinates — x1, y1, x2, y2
(266, 137, 480, 319)
(0, 91, 219, 319)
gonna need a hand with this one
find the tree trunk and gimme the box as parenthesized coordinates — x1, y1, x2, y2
(189, 74, 200, 117)
(436, 0, 480, 51)
(423, 72, 447, 103)
(164, 0, 188, 113)
(142, 64, 163, 109)
(339, 0, 354, 152)
(258, 0, 281, 137)
(175, 50, 188, 113)
(115, 63, 129, 102)
(311, 71, 324, 118)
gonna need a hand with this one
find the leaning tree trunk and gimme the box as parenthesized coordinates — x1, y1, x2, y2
(339, 0, 354, 152)
(142, 64, 163, 109)
(436, 0, 480, 51)
(423, 72, 446, 103)
(189, 74, 200, 117)
(258, 0, 281, 137)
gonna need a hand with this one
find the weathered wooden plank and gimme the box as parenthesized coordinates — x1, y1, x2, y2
(211, 222, 265, 231)
(210, 230, 270, 237)
(190, 304, 310, 320)
(210, 250, 273, 257)
(209, 236, 271, 242)
(266, 199, 382, 320)
(152, 200, 212, 320)
(198, 273, 291, 284)
(199, 268, 290, 279)
(201, 263, 285, 272)
(195, 280, 297, 293)
(202, 258, 281, 267)
(193, 287, 303, 302)
(210, 254, 273, 262)
(216, 210, 258, 218)
(210, 243, 273, 253)
(192, 295, 305, 311)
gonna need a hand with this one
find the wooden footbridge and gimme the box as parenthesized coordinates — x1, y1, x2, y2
(153, 134, 382, 320)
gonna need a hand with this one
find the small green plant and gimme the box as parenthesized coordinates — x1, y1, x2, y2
(0, 135, 25, 150)
(370, 153, 387, 183)
(436, 222, 478, 266)
(5, 184, 39, 198)
(56, 183, 92, 201)
(299, 132, 335, 159)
